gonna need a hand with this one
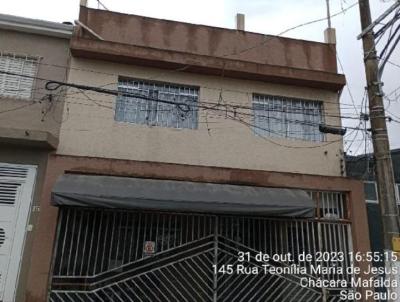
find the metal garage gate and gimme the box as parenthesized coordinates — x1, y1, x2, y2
(48, 192, 353, 302)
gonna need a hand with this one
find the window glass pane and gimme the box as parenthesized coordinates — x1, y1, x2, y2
(364, 182, 378, 201)
(397, 184, 400, 202)
(0, 53, 39, 99)
(115, 78, 198, 129)
(252, 94, 324, 142)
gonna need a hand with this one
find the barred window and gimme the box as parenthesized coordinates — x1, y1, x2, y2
(115, 78, 199, 129)
(0, 53, 39, 99)
(252, 94, 325, 142)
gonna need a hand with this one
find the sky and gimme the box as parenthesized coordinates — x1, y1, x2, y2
(1, 0, 399, 155)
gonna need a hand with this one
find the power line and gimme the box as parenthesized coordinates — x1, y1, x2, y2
(0, 70, 362, 122)
(222, 114, 344, 149)
(379, 14, 400, 59)
(64, 85, 358, 132)
(2, 90, 343, 136)
(58, 90, 352, 138)
(3, 51, 366, 149)
(344, 122, 365, 153)
(0, 93, 59, 116)
(387, 60, 400, 69)
(69, 90, 365, 145)
(0, 102, 38, 115)
(41, 85, 362, 117)
(96, 0, 109, 10)
(59, 80, 358, 142)
(2, 84, 361, 126)
(386, 84, 400, 99)
(50, 77, 362, 130)
(219, 1, 359, 58)
(388, 108, 400, 119)
(0, 74, 352, 148)
(336, 51, 360, 116)
(60, 89, 361, 116)
(21, 60, 362, 109)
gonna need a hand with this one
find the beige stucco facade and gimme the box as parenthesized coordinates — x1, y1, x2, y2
(57, 57, 345, 176)
(0, 29, 71, 140)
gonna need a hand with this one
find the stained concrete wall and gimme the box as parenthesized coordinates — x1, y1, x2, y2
(57, 57, 345, 177)
(79, 6, 338, 73)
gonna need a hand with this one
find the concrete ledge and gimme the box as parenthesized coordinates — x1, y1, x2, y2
(71, 37, 346, 91)
(0, 127, 58, 150)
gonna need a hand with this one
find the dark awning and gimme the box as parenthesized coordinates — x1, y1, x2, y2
(51, 174, 315, 217)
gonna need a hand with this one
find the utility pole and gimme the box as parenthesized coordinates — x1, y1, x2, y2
(358, 0, 400, 291)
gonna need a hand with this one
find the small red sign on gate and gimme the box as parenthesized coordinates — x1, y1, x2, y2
(143, 241, 156, 255)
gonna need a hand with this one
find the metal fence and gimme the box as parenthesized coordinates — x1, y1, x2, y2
(48, 191, 353, 302)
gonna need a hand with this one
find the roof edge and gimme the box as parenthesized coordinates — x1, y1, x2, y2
(0, 13, 73, 39)
(82, 6, 331, 48)
(70, 37, 346, 92)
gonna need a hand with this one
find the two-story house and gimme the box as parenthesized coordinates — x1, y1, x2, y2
(18, 3, 371, 302)
(0, 14, 72, 302)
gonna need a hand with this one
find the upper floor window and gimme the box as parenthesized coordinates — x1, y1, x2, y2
(252, 94, 324, 142)
(0, 53, 39, 99)
(115, 78, 199, 129)
(364, 181, 378, 202)
(364, 181, 400, 204)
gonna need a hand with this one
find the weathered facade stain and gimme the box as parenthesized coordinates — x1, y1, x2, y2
(140, 18, 153, 46)
(78, 6, 338, 73)
(283, 41, 292, 69)
(186, 25, 198, 53)
(207, 29, 223, 56)
(303, 42, 313, 70)
(162, 20, 176, 48)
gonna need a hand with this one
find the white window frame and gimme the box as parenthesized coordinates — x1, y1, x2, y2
(364, 181, 400, 205)
(252, 94, 325, 142)
(0, 52, 41, 100)
(115, 77, 199, 130)
(364, 181, 378, 203)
